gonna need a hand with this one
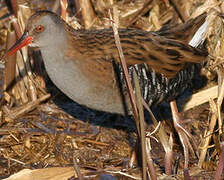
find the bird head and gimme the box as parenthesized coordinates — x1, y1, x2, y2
(7, 10, 66, 56)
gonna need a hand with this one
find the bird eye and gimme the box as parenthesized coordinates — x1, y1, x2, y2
(35, 25, 45, 33)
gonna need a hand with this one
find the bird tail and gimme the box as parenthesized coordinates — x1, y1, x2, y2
(156, 12, 208, 45)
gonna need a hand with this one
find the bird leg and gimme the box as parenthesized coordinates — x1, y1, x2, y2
(170, 100, 198, 175)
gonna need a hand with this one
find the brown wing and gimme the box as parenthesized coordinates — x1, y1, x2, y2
(67, 13, 208, 79)
(120, 32, 208, 78)
(120, 13, 208, 78)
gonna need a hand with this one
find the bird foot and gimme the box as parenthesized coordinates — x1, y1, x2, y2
(170, 101, 198, 171)
(174, 114, 198, 157)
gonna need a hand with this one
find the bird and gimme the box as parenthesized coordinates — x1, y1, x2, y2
(7, 10, 208, 113)
(6, 10, 208, 171)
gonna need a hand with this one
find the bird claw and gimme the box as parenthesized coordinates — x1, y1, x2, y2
(170, 101, 198, 171)
(175, 114, 199, 156)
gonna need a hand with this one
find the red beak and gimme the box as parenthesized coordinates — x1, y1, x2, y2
(7, 32, 33, 57)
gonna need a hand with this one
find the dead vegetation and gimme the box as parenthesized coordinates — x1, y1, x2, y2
(0, 0, 224, 179)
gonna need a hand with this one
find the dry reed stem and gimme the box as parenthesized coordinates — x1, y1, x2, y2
(109, 9, 138, 120)
(52, 0, 60, 13)
(129, 148, 137, 168)
(142, 99, 173, 174)
(198, 99, 218, 168)
(4, 29, 16, 91)
(77, 139, 109, 146)
(10, 0, 18, 17)
(32, 121, 55, 134)
(164, 136, 173, 175)
(214, 143, 224, 180)
(133, 70, 147, 180)
(7, 12, 30, 103)
(109, 7, 155, 180)
(60, 0, 68, 21)
(79, 0, 97, 29)
(168, 0, 187, 22)
(15, 54, 28, 103)
(74, 0, 82, 20)
(170, 101, 190, 171)
(73, 156, 84, 180)
(216, 19, 224, 134)
(181, 85, 218, 112)
(190, 0, 221, 18)
(2, 94, 50, 119)
(181, 0, 193, 17)
(17, 5, 37, 101)
(4, 167, 80, 180)
(0, 64, 4, 102)
(149, 4, 161, 30)
(105, 170, 141, 180)
(127, 0, 153, 27)
(15, 50, 28, 103)
(28, 77, 37, 101)
(217, 76, 224, 135)
(119, 1, 146, 19)
(11, 16, 22, 37)
(145, 138, 157, 180)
